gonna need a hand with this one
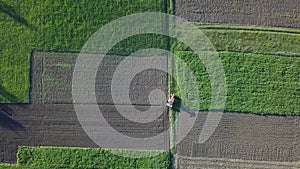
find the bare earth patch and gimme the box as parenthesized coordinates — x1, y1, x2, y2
(176, 111, 300, 168)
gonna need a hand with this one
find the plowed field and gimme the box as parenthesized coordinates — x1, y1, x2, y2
(175, 0, 300, 28)
(176, 112, 300, 168)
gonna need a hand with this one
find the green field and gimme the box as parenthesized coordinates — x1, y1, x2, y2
(174, 51, 300, 115)
(171, 24, 300, 115)
(15, 146, 170, 169)
(0, 164, 25, 169)
(0, 0, 168, 103)
(173, 24, 300, 56)
(1, 0, 300, 104)
(0, 146, 171, 169)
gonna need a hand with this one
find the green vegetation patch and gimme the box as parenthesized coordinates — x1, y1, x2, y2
(175, 51, 300, 115)
(17, 146, 171, 169)
(197, 24, 300, 34)
(0, 164, 26, 169)
(173, 24, 300, 56)
(0, 0, 167, 103)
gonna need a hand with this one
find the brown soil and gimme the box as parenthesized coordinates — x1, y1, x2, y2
(0, 104, 169, 163)
(176, 156, 300, 169)
(31, 52, 168, 105)
(176, 111, 300, 168)
(174, 0, 300, 28)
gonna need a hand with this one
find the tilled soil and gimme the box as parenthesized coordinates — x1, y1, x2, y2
(31, 52, 168, 105)
(175, 0, 300, 28)
(0, 104, 96, 163)
(176, 111, 300, 168)
(0, 104, 169, 163)
(175, 156, 300, 169)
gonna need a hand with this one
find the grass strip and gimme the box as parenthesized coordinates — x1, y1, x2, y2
(196, 24, 300, 34)
(17, 146, 171, 169)
(172, 24, 300, 57)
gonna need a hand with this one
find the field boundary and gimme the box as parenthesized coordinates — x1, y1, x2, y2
(196, 24, 300, 34)
(175, 50, 300, 58)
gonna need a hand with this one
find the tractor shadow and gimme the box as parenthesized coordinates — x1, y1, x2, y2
(172, 95, 181, 112)
(0, 83, 24, 131)
(172, 96, 196, 117)
(0, 84, 19, 103)
(0, 105, 24, 131)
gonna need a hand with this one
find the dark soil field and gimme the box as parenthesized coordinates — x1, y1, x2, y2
(0, 104, 97, 163)
(31, 52, 168, 105)
(176, 112, 300, 168)
(0, 52, 169, 163)
(174, 0, 300, 28)
(0, 104, 169, 163)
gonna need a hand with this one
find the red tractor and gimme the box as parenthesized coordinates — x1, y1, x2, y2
(166, 94, 175, 108)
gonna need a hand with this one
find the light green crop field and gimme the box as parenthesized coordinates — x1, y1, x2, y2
(173, 24, 300, 56)
(0, 0, 168, 103)
(16, 146, 171, 169)
(0, 164, 26, 169)
(0, 146, 171, 169)
(174, 51, 300, 115)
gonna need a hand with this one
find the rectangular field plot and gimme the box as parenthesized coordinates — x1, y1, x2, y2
(31, 52, 168, 105)
(0, 104, 169, 163)
(177, 112, 300, 162)
(174, 51, 300, 115)
(200, 26, 300, 56)
(17, 146, 171, 169)
(175, 0, 300, 28)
